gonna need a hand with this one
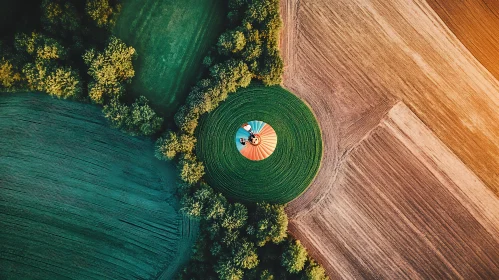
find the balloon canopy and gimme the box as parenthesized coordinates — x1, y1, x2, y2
(235, 120, 277, 161)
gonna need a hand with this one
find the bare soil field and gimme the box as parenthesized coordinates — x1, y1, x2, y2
(289, 102, 499, 279)
(281, 0, 499, 216)
(427, 0, 499, 80)
(280, 0, 499, 278)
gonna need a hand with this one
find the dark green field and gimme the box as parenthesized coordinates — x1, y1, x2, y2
(114, 0, 226, 115)
(0, 93, 197, 280)
(196, 85, 323, 204)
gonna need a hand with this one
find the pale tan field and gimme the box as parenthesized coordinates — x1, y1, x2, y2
(281, 0, 499, 278)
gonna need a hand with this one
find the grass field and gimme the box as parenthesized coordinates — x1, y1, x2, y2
(196, 85, 322, 204)
(114, 0, 226, 115)
(0, 93, 197, 280)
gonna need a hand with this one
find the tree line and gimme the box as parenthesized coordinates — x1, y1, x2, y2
(154, 0, 329, 279)
(0, 0, 162, 136)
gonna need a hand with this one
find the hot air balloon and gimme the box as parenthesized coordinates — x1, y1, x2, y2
(235, 120, 277, 161)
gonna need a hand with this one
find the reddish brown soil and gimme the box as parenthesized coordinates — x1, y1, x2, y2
(427, 0, 499, 80)
(280, 0, 499, 278)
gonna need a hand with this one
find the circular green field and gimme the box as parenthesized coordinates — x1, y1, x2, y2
(197, 85, 323, 204)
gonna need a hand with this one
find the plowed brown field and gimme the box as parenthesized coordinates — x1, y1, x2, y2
(427, 0, 499, 80)
(281, 0, 499, 278)
(289, 103, 499, 278)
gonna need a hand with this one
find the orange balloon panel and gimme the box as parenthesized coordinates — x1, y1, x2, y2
(236, 121, 277, 161)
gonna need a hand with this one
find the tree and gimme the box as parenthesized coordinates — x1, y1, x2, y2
(23, 61, 81, 98)
(0, 58, 21, 89)
(179, 110, 199, 135)
(178, 154, 205, 184)
(218, 30, 246, 55)
(260, 269, 275, 280)
(241, 29, 262, 63)
(44, 67, 82, 98)
(126, 96, 162, 135)
(180, 184, 214, 218)
(83, 36, 136, 103)
(258, 52, 283, 86)
(86, 0, 122, 28)
(281, 239, 308, 274)
(155, 131, 196, 160)
(215, 257, 244, 280)
(221, 228, 240, 246)
(301, 259, 328, 280)
(102, 97, 130, 129)
(186, 89, 213, 115)
(209, 59, 252, 94)
(221, 203, 248, 231)
(205, 192, 228, 220)
(41, 0, 80, 34)
(103, 96, 162, 136)
(253, 203, 288, 246)
(245, 0, 279, 23)
(228, 0, 246, 10)
(232, 240, 259, 269)
(15, 32, 81, 98)
(155, 131, 181, 160)
(15, 32, 67, 60)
